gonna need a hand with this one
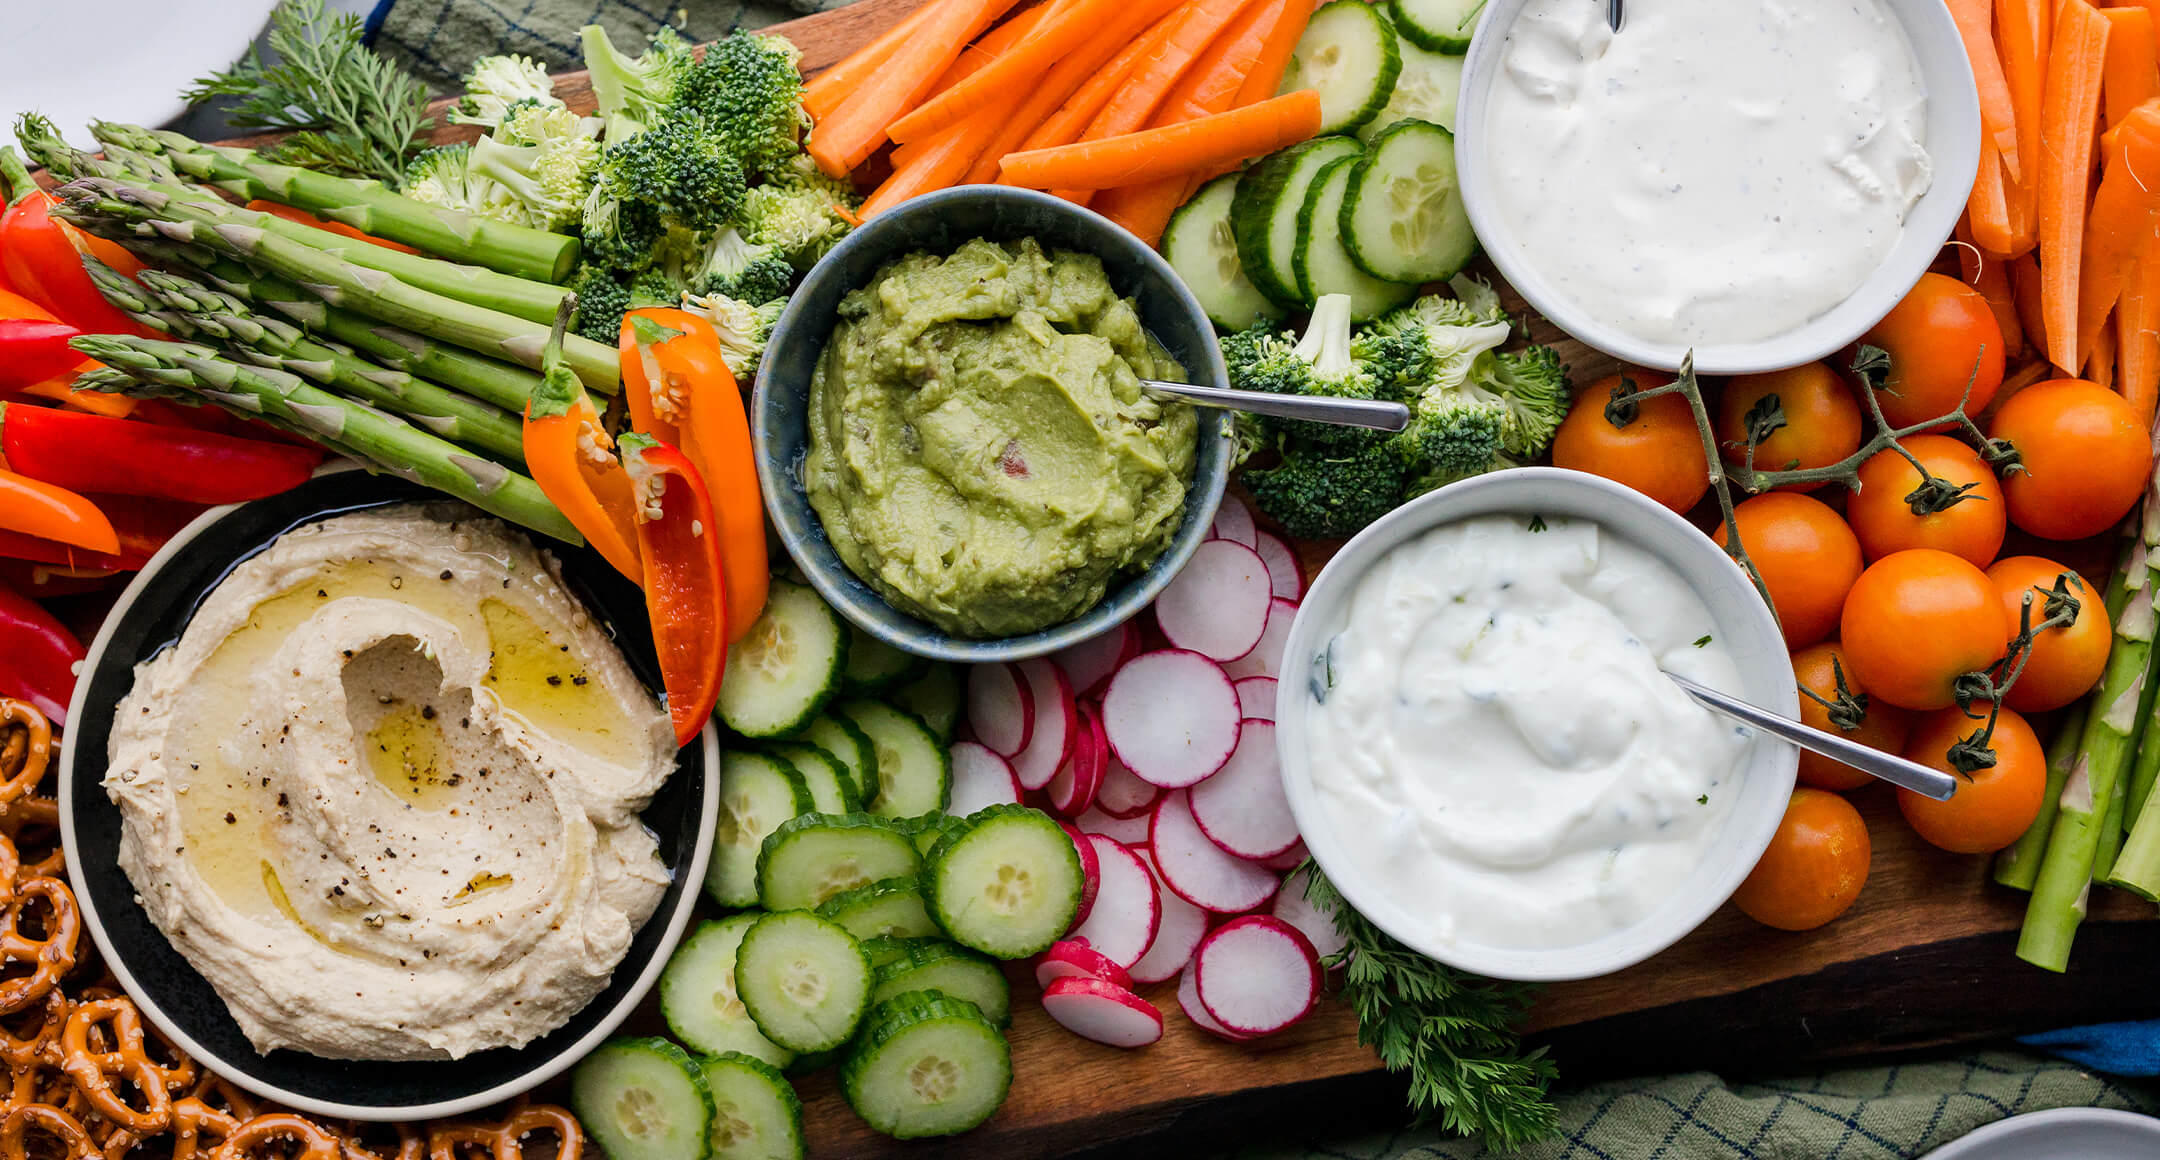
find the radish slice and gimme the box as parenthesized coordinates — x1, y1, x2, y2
(1189, 720, 1299, 860)
(1102, 650, 1241, 788)
(1193, 916, 1321, 1037)
(1059, 821, 1100, 931)
(1069, 836, 1161, 968)
(1041, 976, 1164, 1049)
(966, 662, 1034, 757)
(1233, 676, 1278, 722)
(1049, 622, 1139, 700)
(1155, 540, 1271, 663)
(946, 741, 1021, 817)
(1178, 964, 1252, 1041)
(1253, 531, 1303, 601)
(1150, 790, 1280, 913)
(1261, 839, 1309, 872)
(1074, 806, 1151, 846)
(1046, 701, 1107, 817)
(1271, 866, 1346, 961)
(1128, 850, 1210, 985)
(1034, 939, 1134, 991)
(1209, 494, 1257, 547)
(1222, 598, 1297, 681)
(1094, 752, 1163, 820)
(1009, 659, 1076, 791)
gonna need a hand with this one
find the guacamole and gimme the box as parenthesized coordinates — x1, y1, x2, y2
(805, 237, 1197, 639)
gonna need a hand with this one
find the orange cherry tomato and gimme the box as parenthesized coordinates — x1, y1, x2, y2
(1714, 363, 1862, 488)
(1987, 556, 2111, 712)
(1845, 434, 2006, 567)
(1733, 787, 1872, 931)
(1551, 371, 1709, 514)
(1712, 492, 1862, 649)
(1860, 272, 2006, 430)
(1791, 641, 1913, 792)
(1987, 379, 2149, 541)
(1839, 549, 2011, 710)
(1897, 702, 2046, 854)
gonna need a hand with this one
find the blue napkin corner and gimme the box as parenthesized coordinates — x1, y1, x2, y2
(2021, 1021, 2160, 1077)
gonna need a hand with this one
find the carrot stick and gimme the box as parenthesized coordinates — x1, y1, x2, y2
(864, 112, 1007, 216)
(1957, 217, 2026, 359)
(809, 0, 1024, 176)
(1968, 137, 2028, 254)
(1951, 0, 2026, 180)
(1999, 0, 2054, 250)
(2038, 0, 2111, 373)
(1234, 0, 1313, 107)
(2089, 310, 2120, 389)
(2103, 7, 2160, 126)
(1082, 0, 1259, 144)
(998, 90, 1323, 190)
(887, 0, 1186, 143)
(2109, 0, 2160, 57)
(1011, 14, 1181, 157)
(889, 5, 1052, 171)
(2075, 103, 2160, 368)
(2120, 247, 2160, 426)
(804, 0, 944, 120)
(2011, 251, 2049, 359)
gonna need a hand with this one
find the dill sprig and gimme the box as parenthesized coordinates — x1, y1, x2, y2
(1304, 865, 1561, 1149)
(184, 0, 431, 186)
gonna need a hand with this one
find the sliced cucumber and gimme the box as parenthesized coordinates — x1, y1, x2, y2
(871, 941, 1012, 1029)
(659, 917, 796, 1069)
(758, 813, 922, 913)
(570, 1038, 714, 1160)
(905, 812, 961, 857)
(1342, 119, 1476, 284)
(817, 876, 940, 941)
(1281, 0, 1402, 134)
(698, 1053, 806, 1160)
(887, 664, 961, 742)
(719, 579, 846, 739)
(1294, 157, 1417, 321)
(860, 935, 943, 970)
(734, 911, 873, 1054)
(841, 624, 921, 695)
(790, 713, 879, 806)
(1230, 136, 1364, 307)
(1163, 175, 1288, 331)
(924, 804, 1085, 960)
(833, 701, 949, 819)
(707, 753, 814, 908)
(1389, 0, 1483, 53)
(1359, 37, 1464, 137)
(840, 994, 1011, 1140)
(767, 743, 861, 815)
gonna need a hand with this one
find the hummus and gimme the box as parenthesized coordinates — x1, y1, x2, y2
(105, 506, 676, 1061)
(805, 237, 1198, 639)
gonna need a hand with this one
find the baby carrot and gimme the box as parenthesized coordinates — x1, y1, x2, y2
(809, 0, 1022, 176)
(998, 90, 1323, 190)
(1950, 0, 2025, 180)
(2036, 0, 2110, 373)
(886, 0, 1185, 143)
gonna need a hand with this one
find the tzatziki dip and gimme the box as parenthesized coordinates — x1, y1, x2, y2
(1304, 513, 1753, 950)
(1484, 0, 1933, 346)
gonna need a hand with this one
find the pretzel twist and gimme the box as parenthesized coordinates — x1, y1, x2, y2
(58, 1001, 173, 1134)
(209, 1115, 343, 1160)
(0, 702, 51, 812)
(1, 877, 82, 1015)
(0, 1101, 99, 1160)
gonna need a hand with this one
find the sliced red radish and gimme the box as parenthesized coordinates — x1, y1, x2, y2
(1102, 650, 1241, 788)
(1271, 866, 1346, 962)
(1253, 530, 1304, 601)
(1222, 597, 1296, 681)
(1074, 806, 1151, 846)
(1040, 976, 1164, 1048)
(946, 741, 1021, 817)
(1233, 676, 1278, 722)
(1150, 790, 1279, 914)
(1189, 719, 1298, 861)
(1094, 752, 1163, 820)
(1209, 493, 1257, 547)
(1034, 939, 1133, 991)
(1069, 836, 1161, 968)
(1193, 915, 1321, 1037)
(966, 662, 1034, 757)
(1155, 539, 1271, 663)
(1059, 821, 1100, 931)
(1008, 659, 1076, 791)
(1260, 839, 1309, 872)
(1046, 701, 1107, 817)
(1048, 622, 1139, 700)
(1128, 851, 1210, 985)
(1178, 963, 1251, 1041)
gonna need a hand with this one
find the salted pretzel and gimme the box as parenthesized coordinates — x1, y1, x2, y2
(209, 1115, 343, 1160)
(424, 1103, 582, 1160)
(0, 702, 50, 814)
(1, 875, 81, 1015)
(58, 1000, 177, 1134)
(335, 1122, 424, 1160)
(0, 1101, 99, 1160)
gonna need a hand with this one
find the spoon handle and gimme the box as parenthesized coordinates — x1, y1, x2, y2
(1139, 379, 1411, 432)
(1665, 673, 1958, 801)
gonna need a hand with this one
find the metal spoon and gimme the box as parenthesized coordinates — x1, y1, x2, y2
(1139, 380, 1411, 431)
(1664, 673, 1958, 801)
(1609, 0, 1623, 31)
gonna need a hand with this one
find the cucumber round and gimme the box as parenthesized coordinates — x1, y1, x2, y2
(817, 876, 940, 941)
(840, 994, 1011, 1140)
(707, 752, 814, 908)
(766, 743, 862, 815)
(758, 813, 922, 913)
(924, 804, 1085, 959)
(698, 1053, 806, 1160)
(887, 663, 961, 741)
(1389, 0, 1483, 53)
(659, 917, 796, 1069)
(1280, 0, 1402, 134)
(719, 579, 846, 739)
(570, 1038, 714, 1160)
(871, 940, 1012, 1029)
(790, 713, 879, 805)
(841, 623, 921, 695)
(1163, 175, 1287, 331)
(905, 812, 962, 857)
(1230, 136, 1364, 307)
(860, 935, 943, 970)
(1359, 37, 1464, 138)
(833, 700, 949, 819)
(1341, 119, 1477, 284)
(1293, 156, 1417, 321)
(734, 911, 873, 1054)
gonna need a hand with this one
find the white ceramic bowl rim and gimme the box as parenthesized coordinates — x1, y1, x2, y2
(1273, 468, 1799, 981)
(1454, 0, 1983, 375)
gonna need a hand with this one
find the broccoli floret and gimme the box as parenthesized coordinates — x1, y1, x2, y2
(679, 34, 810, 180)
(683, 290, 784, 381)
(629, 265, 689, 309)
(774, 152, 860, 208)
(466, 101, 601, 232)
(580, 24, 697, 142)
(740, 183, 850, 266)
(1357, 284, 1512, 396)
(1474, 344, 1572, 458)
(449, 54, 559, 128)
(1388, 399, 1505, 482)
(1225, 295, 1381, 449)
(401, 144, 505, 216)
(685, 227, 794, 302)
(579, 180, 664, 268)
(569, 265, 634, 345)
(1246, 442, 1408, 541)
(596, 114, 747, 231)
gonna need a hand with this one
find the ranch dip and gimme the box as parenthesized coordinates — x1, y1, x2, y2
(1305, 514, 1751, 950)
(1484, 0, 1933, 346)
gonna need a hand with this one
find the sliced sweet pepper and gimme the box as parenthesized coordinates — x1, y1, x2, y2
(0, 401, 321, 504)
(524, 304, 643, 581)
(0, 469, 117, 555)
(0, 320, 85, 392)
(0, 494, 203, 572)
(0, 157, 150, 337)
(0, 578, 85, 725)
(621, 433, 728, 747)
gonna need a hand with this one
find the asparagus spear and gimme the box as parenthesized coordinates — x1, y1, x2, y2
(88, 122, 579, 283)
(1993, 700, 2088, 891)
(2106, 697, 2160, 895)
(70, 334, 578, 545)
(52, 176, 619, 393)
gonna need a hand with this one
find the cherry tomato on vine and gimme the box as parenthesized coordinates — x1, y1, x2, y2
(1732, 787, 1871, 931)
(1715, 363, 1862, 488)
(1839, 549, 2010, 710)
(1987, 379, 2149, 541)
(1986, 556, 2110, 712)
(1791, 642, 1913, 791)
(1551, 371, 1708, 514)
(1846, 434, 2005, 567)
(1897, 703, 2046, 854)
(1712, 492, 1862, 649)
(1858, 273, 2006, 430)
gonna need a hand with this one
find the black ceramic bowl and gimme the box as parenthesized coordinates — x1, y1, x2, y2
(56, 469, 719, 1120)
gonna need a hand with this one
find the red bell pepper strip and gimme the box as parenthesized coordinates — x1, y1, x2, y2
(0, 578, 85, 726)
(0, 494, 204, 572)
(0, 400, 321, 504)
(524, 304, 643, 582)
(0, 320, 85, 392)
(675, 355, 768, 642)
(620, 433, 728, 748)
(0, 469, 117, 555)
(0, 194, 150, 338)
(244, 201, 422, 254)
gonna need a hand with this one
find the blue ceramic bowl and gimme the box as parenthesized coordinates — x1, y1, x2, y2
(754, 186, 1232, 664)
